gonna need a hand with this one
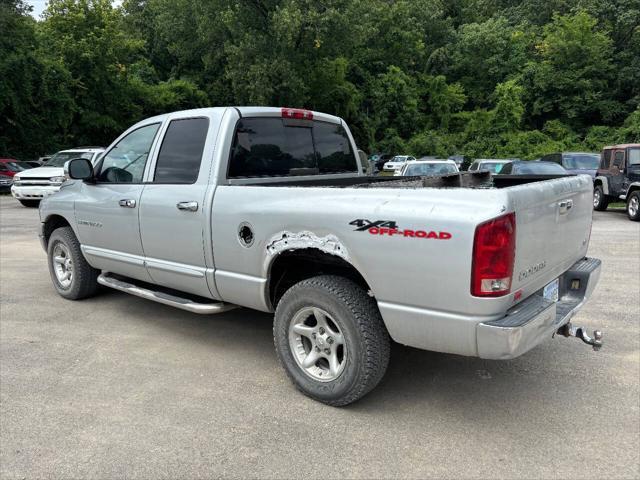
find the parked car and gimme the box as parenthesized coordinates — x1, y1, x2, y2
(396, 159, 459, 176)
(374, 153, 394, 172)
(39, 107, 602, 406)
(0, 158, 27, 177)
(541, 152, 600, 178)
(382, 155, 416, 173)
(497, 161, 568, 175)
(11, 147, 104, 207)
(593, 144, 640, 221)
(0, 173, 13, 193)
(468, 159, 513, 174)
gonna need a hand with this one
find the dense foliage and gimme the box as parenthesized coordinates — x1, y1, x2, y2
(1, 0, 639, 160)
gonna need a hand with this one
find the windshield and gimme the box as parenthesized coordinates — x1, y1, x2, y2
(629, 148, 640, 166)
(3, 162, 26, 172)
(513, 162, 567, 174)
(563, 153, 599, 170)
(46, 151, 94, 167)
(478, 162, 505, 173)
(404, 163, 458, 176)
(391, 156, 409, 163)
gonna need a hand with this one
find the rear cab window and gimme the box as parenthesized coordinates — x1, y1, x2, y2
(228, 117, 357, 178)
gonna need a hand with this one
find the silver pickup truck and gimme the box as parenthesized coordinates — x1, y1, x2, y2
(39, 107, 603, 406)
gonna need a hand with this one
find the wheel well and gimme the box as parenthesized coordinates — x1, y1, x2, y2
(627, 185, 640, 196)
(594, 179, 602, 187)
(43, 215, 71, 247)
(268, 248, 371, 309)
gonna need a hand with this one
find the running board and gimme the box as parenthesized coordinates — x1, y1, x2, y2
(97, 273, 238, 314)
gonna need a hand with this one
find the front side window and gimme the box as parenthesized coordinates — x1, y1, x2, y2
(228, 118, 357, 178)
(153, 118, 209, 184)
(628, 148, 640, 166)
(97, 123, 160, 183)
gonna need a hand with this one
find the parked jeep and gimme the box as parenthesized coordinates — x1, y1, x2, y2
(593, 144, 640, 221)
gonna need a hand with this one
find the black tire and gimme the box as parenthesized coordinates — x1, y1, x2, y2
(274, 275, 390, 406)
(593, 185, 609, 211)
(19, 199, 40, 208)
(626, 191, 640, 221)
(47, 226, 100, 300)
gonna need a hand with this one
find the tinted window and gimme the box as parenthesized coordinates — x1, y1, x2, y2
(154, 118, 209, 183)
(480, 162, 506, 173)
(314, 121, 357, 173)
(602, 150, 611, 168)
(228, 118, 357, 178)
(498, 163, 512, 174)
(513, 162, 566, 174)
(98, 123, 160, 183)
(613, 151, 625, 168)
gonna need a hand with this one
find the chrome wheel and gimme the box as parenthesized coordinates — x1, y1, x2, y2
(52, 243, 73, 288)
(593, 189, 601, 208)
(629, 196, 639, 217)
(288, 307, 346, 382)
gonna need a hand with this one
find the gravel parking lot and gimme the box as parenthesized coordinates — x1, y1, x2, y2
(1, 195, 638, 479)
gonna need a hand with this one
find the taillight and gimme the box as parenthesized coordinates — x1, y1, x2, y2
(471, 212, 516, 297)
(281, 108, 313, 120)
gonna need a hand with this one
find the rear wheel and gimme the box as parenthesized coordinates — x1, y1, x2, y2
(19, 199, 40, 208)
(47, 226, 100, 299)
(627, 191, 640, 221)
(274, 275, 390, 406)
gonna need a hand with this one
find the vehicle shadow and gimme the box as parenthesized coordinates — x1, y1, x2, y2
(93, 288, 569, 415)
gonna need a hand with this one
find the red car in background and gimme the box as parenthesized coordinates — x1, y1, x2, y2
(0, 158, 26, 177)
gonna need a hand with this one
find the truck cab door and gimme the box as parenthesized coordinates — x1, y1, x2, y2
(609, 150, 626, 196)
(138, 114, 219, 299)
(74, 122, 162, 283)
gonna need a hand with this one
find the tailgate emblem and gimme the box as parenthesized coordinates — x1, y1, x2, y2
(518, 261, 546, 281)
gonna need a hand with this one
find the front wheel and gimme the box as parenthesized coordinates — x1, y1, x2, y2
(19, 199, 40, 208)
(593, 185, 608, 211)
(274, 275, 390, 406)
(627, 191, 640, 221)
(47, 226, 100, 299)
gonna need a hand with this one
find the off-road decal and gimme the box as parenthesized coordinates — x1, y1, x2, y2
(349, 219, 452, 239)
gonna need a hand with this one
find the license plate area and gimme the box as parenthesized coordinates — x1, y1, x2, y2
(543, 278, 559, 302)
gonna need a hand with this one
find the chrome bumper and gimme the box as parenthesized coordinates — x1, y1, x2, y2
(477, 257, 601, 360)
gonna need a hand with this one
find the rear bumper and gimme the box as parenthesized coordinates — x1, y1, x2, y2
(477, 257, 601, 359)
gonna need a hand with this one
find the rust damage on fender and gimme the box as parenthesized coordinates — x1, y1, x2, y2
(266, 231, 349, 261)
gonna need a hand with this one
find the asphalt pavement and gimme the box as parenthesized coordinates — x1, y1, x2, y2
(1, 196, 638, 479)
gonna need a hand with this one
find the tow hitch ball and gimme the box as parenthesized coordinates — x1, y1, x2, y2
(557, 323, 603, 351)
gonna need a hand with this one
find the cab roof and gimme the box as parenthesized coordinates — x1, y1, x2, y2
(603, 144, 640, 149)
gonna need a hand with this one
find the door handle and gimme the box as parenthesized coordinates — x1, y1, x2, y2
(558, 199, 573, 214)
(119, 199, 136, 208)
(176, 201, 198, 212)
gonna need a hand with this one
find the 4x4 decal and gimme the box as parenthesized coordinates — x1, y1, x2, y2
(349, 219, 452, 239)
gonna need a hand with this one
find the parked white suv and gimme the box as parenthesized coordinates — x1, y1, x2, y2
(12, 147, 104, 207)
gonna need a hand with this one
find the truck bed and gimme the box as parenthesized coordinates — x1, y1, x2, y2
(247, 171, 574, 189)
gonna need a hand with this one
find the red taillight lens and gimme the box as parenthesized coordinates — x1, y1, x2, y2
(281, 108, 313, 120)
(471, 212, 516, 297)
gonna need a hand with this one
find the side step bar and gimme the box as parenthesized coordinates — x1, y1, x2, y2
(97, 273, 238, 315)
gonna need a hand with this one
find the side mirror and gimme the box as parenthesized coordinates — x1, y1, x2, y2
(64, 158, 94, 181)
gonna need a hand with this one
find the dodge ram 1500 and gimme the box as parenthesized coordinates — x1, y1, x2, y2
(38, 107, 603, 405)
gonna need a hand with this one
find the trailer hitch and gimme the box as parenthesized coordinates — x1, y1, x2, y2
(556, 323, 603, 351)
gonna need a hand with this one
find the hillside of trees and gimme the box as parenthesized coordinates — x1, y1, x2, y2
(1, 0, 639, 160)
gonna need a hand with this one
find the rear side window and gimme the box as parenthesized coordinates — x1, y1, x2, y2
(154, 118, 209, 184)
(228, 118, 357, 178)
(602, 149, 611, 168)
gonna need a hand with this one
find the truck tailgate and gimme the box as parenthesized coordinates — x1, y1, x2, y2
(509, 175, 593, 294)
